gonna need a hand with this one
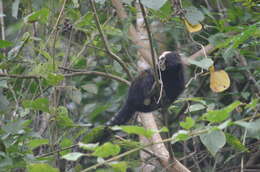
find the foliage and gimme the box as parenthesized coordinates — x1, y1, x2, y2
(0, 0, 259, 171)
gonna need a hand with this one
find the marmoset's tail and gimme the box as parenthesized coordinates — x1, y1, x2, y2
(106, 104, 136, 126)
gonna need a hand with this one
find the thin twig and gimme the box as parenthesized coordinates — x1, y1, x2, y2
(89, 0, 133, 80)
(36, 144, 78, 158)
(0, 73, 41, 79)
(44, 0, 67, 48)
(139, 2, 159, 86)
(61, 67, 130, 85)
(0, 69, 130, 86)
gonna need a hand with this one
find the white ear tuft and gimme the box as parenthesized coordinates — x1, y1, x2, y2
(159, 51, 171, 60)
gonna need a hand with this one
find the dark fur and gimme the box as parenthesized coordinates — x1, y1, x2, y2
(106, 52, 185, 126)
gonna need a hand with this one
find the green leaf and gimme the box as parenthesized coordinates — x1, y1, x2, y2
(55, 106, 74, 128)
(0, 92, 9, 112)
(76, 13, 94, 28)
(224, 101, 241, 113)
(27, 163, 59, 172)
(225, 133, 248, 152)
(217, 25, 258, 49)
(189, 104, 206, 112)
(188, 58, 214, 70)
(45, 73, 64, 86)
(109, 161, 127, 172)
(89, 104, 111, 121)
(31, 61, 56, 77)
(171, 130, 189, 143)
(60, 138, 73, 155)
(82, 126, 108, 143)
(114, 126, 154, 138)
(202, 101, 241, 123)
(62, 152, 84, 161)
(22, 98, 50, 112)
(222, 46, 236, 61)
(78, 142, 99, 151)
(2, 120, 29, 135)
(0, 40, 13, 48)
(68, 88, 82, 104)
(184, 6, 205, 25)
(0, 152, 12, 168)
(180, 117, 195, 129)
(217, 120, 232, 130)
(200, 129, 226, 156)
(28, 139, 49, 149)
(24, 8, 50, 23)
(208, 33, 227, 46)
(140, 0, 167, 10)
(232, 25, 257, 48)
(150, 1, 172, 19)
(245, 98, 259, 110)
(92, 142, 120, 158)
(159, 127, 169, 133)
(0, 80, 8, 88)
(36, 49, 52, 61)
(82, 83, 98, 94)
(235, 119, 260, 139)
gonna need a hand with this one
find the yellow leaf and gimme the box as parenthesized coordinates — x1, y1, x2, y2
(210, 69, 230, 93)
(184, 19, 202, 33)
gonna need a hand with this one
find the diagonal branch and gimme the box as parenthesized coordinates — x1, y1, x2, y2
(0, 69, 130, 86)
(139, 2, 160, 86)
(89, 0, 133, 80)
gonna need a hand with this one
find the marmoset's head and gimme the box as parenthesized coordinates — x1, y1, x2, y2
(158, 51, 183, 71)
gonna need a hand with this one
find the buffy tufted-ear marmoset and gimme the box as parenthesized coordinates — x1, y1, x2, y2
(106, 51, 185, 126)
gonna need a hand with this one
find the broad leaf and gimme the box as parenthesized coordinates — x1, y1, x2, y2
(200, 129, 226, 156)
(235, 119, 260, 139)
(27, 163, 59, 172)
(188, 58, 214, 70)
(114, 126, 154, 138)
(24, 8, 49, 23)
(171, 130, 189, 143)
(184, 6, 205, 25)
(28, 139, 49, 149)
(62, 152, 84, 161)
(0, 40, 13, 48)
(202, 101, 241, 123)
(140, 0, 167, 10)
(225, 133, 248, 152)
(82, 83, 98, 94)
(189, 104, 205, 112)
(45, 73, 64, 86)
(68, 88, 82, 104)
(55, 106, 74, 128)
(78, 142, 99, 151)
(180, 117, 195, 129)
(92, 142, 120, 158)
(109, 161, 128, 172)
(2, 120, 29, 135)
(23, 98, 50, 112)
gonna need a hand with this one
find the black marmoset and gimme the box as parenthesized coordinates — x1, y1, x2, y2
(106, 51, 185, 126)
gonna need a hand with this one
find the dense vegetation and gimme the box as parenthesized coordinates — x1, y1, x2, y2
(0, 0, 259, 171)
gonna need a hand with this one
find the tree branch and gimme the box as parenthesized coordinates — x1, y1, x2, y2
(89, 0, 133, 80)
(0, 69, 130, 86)
(61, 67, 130, 86)
(139, 2, 159, 86)
(0, 73, 41, 79)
